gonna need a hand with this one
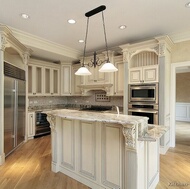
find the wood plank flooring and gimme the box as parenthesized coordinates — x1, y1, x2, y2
(0, 121, 190, 189)
(0, 135, 90, 189)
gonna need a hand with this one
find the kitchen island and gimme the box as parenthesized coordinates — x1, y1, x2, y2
(46, 109, 168, 189)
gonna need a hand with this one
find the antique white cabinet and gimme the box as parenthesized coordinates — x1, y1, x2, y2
(28, 64, 44, 96)
(71, 64, 82, 96)
(114, 55, 124, 95)
(27, 112, 35, 139)
(28, 59, 60, 96)
(129, 65, 159, 84)
(44, 66, 60, 96)
(61, 64, 72, 96)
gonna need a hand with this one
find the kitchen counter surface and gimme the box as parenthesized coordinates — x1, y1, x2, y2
(44, 108, 148, 127)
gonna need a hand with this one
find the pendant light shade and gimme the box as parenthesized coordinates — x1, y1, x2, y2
(75, 5, 118, 76)
(75, 66, 91, 75)
(99, 62, 118, 72)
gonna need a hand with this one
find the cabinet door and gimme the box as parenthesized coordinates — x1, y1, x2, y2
(129, 67, 142, 84)
(28, 112, 35, 138)
(28, 65, 43, 96)
(114, 61, 124, 95)
(51, 68, 60, 96)
(44, 67, 60, 96)
(86, 66, 107, 84)
(101, 123, 123, 189)
(143, 65, 158, 83)
(61, 65, 71, 96)
(72, 65, 82, 95)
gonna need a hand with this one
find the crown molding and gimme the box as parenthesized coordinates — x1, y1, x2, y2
(7, 25, 82, 61)
(169, 30, 190, 43)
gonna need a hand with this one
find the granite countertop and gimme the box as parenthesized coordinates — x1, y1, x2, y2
(138, 124, 169, 141)
(44, 108, 148, 127)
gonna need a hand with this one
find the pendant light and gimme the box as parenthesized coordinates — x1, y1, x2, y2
(75, 5, 118, 76)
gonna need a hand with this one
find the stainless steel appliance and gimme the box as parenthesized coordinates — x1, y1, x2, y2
(129, 83, 158, 104)
(128, 103, 158, 124)
(4, 62, 26, 157)
(35, 111, 50, 137)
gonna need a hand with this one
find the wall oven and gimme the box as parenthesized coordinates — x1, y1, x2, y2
(129, 83, 158, 104)
(128, 103, 158, 124)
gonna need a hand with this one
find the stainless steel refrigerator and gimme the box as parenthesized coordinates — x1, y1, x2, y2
(4, 62, 26, 157)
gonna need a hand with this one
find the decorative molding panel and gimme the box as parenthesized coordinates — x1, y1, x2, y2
(79, 121, 96, 180)
(61, 119, 75, 170)
(101, 124, 123, 189)
(176, 102, 190, 122)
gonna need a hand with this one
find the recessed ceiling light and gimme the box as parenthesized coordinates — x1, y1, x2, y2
(68, 19, 76, 24)
(78, 39, 84, 43)
(21, 13, 30, 19)
(119, 25, 127, 30)
(185, 2, 190, 8)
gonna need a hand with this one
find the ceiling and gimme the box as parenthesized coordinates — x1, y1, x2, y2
(1, 0, 190, 62)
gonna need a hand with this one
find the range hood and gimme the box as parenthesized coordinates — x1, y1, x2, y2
(78, 84, 113, 96)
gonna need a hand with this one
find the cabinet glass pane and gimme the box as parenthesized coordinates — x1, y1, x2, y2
(45, 68, 50, 93)
(36, 67, 42, 93)
(28, 66, 32, 93)
(53, 70, 58, 93)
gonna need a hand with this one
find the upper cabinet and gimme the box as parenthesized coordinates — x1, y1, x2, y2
(28, 64, 43, 96)
(114, 55, 124, 95)
(28, 59, 60, 96)
(44, 67, 60, 96)
(128, 51, 159, 84)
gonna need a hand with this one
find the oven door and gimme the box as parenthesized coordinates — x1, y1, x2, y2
(129, 84, 158, 103)
(128, 108, 158, 124)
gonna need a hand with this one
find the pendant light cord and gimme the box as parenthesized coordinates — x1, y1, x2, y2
(82, 17, 90, 67)
(102, 11, 109, 62)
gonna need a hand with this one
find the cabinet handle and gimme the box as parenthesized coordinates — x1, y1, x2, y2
(94, 80, 97, 82)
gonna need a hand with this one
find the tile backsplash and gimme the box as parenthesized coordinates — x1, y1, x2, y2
(28, 91, 123, 110)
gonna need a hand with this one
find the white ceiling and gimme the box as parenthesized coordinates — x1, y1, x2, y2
(1, 0, 190, 62)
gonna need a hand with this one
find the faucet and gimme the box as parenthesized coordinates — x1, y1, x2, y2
(112, 105, 120, 117)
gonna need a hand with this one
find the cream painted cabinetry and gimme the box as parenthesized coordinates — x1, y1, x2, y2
(71, 64, 82, 96)
(61, 64, 72, 96)
(27, 112, 35, 139)
(114, 55, 124, 95)
(28, 59, 60, 96)
(44, 66, 60, 96)
(129, 65, 159, 84)
(57, 118, 123, 189)
(28, 64, 43, 96)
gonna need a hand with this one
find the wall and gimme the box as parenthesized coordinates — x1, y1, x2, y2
(28, 91, 123, 109)
(171, 40, 190, 63)
(176, 72, 190, 102)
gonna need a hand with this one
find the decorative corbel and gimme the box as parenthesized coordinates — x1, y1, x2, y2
(47, 114, 56, 131)
(122, 124, 136, 150)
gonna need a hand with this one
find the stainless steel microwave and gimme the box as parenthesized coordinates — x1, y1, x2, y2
(129, 83, 158, 104)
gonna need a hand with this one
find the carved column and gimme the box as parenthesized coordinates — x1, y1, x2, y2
(0, 33, 6, 165)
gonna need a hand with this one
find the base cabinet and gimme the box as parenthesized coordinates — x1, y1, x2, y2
(54, 118, 124, 189)
(27, 112, 35, 139)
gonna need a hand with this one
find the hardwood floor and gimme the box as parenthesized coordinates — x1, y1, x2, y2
(0, 135, 90, 189)
(1, 122, 190, 189)
(156, 121, 190, 189)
